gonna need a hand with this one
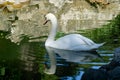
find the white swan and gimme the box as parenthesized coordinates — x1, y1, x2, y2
(44, 13, 105, 51)
(43, 13, 105, 74)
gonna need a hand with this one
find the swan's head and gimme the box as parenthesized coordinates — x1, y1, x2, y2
(43, 13, 57, 25)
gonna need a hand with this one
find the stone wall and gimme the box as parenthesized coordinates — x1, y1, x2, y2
(0, 0, 120, 43)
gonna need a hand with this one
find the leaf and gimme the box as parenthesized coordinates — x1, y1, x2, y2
(0, 67, 5, 76)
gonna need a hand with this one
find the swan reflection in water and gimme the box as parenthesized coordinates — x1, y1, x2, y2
(44, 47, 103, 74)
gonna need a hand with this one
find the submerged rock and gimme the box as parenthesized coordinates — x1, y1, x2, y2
(113, 47, 120, 62)
(109, 67, 120, 80)
(81, 47, 120, 80)
(81, 68, 108, 80)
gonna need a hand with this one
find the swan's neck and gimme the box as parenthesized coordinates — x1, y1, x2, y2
(47, 18, 58, 42)
(45, 47, 56, 74)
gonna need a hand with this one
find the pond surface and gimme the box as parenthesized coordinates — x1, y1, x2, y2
(0, 17, 120, 80)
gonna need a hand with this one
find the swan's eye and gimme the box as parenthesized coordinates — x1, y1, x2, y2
(44, 15, 47, 20)
(44, 17, 47, 20)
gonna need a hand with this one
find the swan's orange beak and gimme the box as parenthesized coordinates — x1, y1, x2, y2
(43, 20, 49, 25)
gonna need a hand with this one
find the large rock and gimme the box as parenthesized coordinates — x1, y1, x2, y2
(0, 0, 120, 43)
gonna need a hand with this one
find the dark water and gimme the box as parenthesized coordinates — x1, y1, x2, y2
(0, 15, 120, 80)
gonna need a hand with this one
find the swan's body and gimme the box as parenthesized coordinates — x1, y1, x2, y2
(44, 13, 105, 74)
(46, 34, 105, 51)
(44, 13, 105, 51)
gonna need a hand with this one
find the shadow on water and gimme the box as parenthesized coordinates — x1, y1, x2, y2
(0, 31, 45, 80)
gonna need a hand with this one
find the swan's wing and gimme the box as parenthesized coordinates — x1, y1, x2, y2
(78, 34, 95, 45)
(56, 34, 88, 45)
(65, 34, 95, 45)
(54, 34, 95, 50)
